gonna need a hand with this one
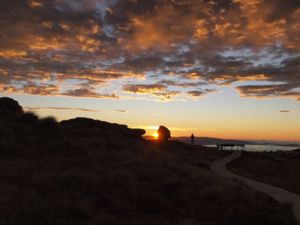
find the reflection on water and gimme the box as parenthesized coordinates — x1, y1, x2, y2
(205, 144, 298, 152)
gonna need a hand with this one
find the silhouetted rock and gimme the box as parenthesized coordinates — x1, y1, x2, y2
(61, 117, 145, 138)
(60, 117, 113, 128)
(0, 97, 23, 117)
(158, 126, 171, 142)
(122, 128, 146, 137)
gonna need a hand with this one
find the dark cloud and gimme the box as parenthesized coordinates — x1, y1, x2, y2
(279, 110, 291, 113)
(63, 88, 118, 98)
(158, 80, 206, 88)
(115, 109, 128, 113)
(187, 89, 216, 98)
(0, 0, 300, 100)
(263, 0, 300, 22)
(236, 84, 300, 101)
(24, 106, 102, 113)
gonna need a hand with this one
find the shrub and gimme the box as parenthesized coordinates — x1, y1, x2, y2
(20, 111, 39, 124)
(38, 116, 58, 130)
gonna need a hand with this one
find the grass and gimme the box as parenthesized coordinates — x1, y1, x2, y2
(228, 150, 300, 195)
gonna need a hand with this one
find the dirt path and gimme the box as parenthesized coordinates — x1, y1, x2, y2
(210, 151, 300, 223)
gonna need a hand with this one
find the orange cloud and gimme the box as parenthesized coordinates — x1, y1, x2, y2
(0, 50, 28, 59)
(123, 84, 166, 94)
(128, 4, 195, 50)
(24, 106, 102, 113)
(28, 0, 43, 8)
(0, 0, 300, 101)
(2, 84, 59, 96)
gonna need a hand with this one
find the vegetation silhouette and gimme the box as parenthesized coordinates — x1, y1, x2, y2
(0, 97, 298, 225)
(20, 111, 39, 124)
(0, 97, 22, 116)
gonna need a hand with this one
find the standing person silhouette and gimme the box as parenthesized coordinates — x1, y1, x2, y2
(191, 133, 195, 145)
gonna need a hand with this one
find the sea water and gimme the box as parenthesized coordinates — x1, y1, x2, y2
(243, 144, 298, 152)
(205, 144, 298, 152)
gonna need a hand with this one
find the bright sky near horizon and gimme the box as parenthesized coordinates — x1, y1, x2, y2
(1, 0, 300, 141)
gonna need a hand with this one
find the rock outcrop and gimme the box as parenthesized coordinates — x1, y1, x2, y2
(60, 117, 145, 138)
(157, 126, 171, 142)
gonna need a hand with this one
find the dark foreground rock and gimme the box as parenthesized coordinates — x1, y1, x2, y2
(61, 117, 145, 138)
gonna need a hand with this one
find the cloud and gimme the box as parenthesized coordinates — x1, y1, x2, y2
(2, 84, 60, 96)
(279, 110, 291, 113)
(123, 84, 166, 94)
(0, 0, 300, 101)
(122, 80, 215, 100)
(152, 91, 181, 101)
(158, 80, 206, 88)
(24, 106, 102, 113)
(25, 106, 131, 113)
(236, 84, 300, 101)
(187, 89, 216, 98)
(63, 88, 118, 98)
(115, 109, 128, 113)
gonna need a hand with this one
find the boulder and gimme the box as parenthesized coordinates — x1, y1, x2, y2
(157, 126, 171, 142)
(60, 117, 112, 128)
(61, 117, 145, 138)
(122, 128, 146, 138)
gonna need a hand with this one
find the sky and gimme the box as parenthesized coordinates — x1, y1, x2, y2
(0, 0, 300, 141)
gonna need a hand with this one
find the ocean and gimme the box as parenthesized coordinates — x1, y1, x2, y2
(205, 144, 298, 152)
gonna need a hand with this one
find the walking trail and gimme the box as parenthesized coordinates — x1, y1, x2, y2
(210, 151, 300, 223)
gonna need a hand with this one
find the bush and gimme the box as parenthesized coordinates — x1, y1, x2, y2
(20, 111, 39, 124)
(38, 117, 58, 130)
(0, 97, 23, 117)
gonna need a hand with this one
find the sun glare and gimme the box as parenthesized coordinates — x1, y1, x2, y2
(153, 132, 159, 139)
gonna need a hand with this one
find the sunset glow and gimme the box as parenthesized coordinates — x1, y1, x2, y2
(153, 132, 159, 140)
(0, 0, 300, 142)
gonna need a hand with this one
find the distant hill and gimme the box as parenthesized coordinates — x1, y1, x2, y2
(173, 137, 300, 148)
(173, 136, 252, 146)
(250, 141, 300, 147)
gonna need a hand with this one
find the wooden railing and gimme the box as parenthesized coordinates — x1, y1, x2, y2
(216, 144, 245, 150)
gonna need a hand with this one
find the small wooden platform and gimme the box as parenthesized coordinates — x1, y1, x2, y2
(217, 144, 245, 150)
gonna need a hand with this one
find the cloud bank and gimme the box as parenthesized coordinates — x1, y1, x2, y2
(0, 0, 300, 100)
